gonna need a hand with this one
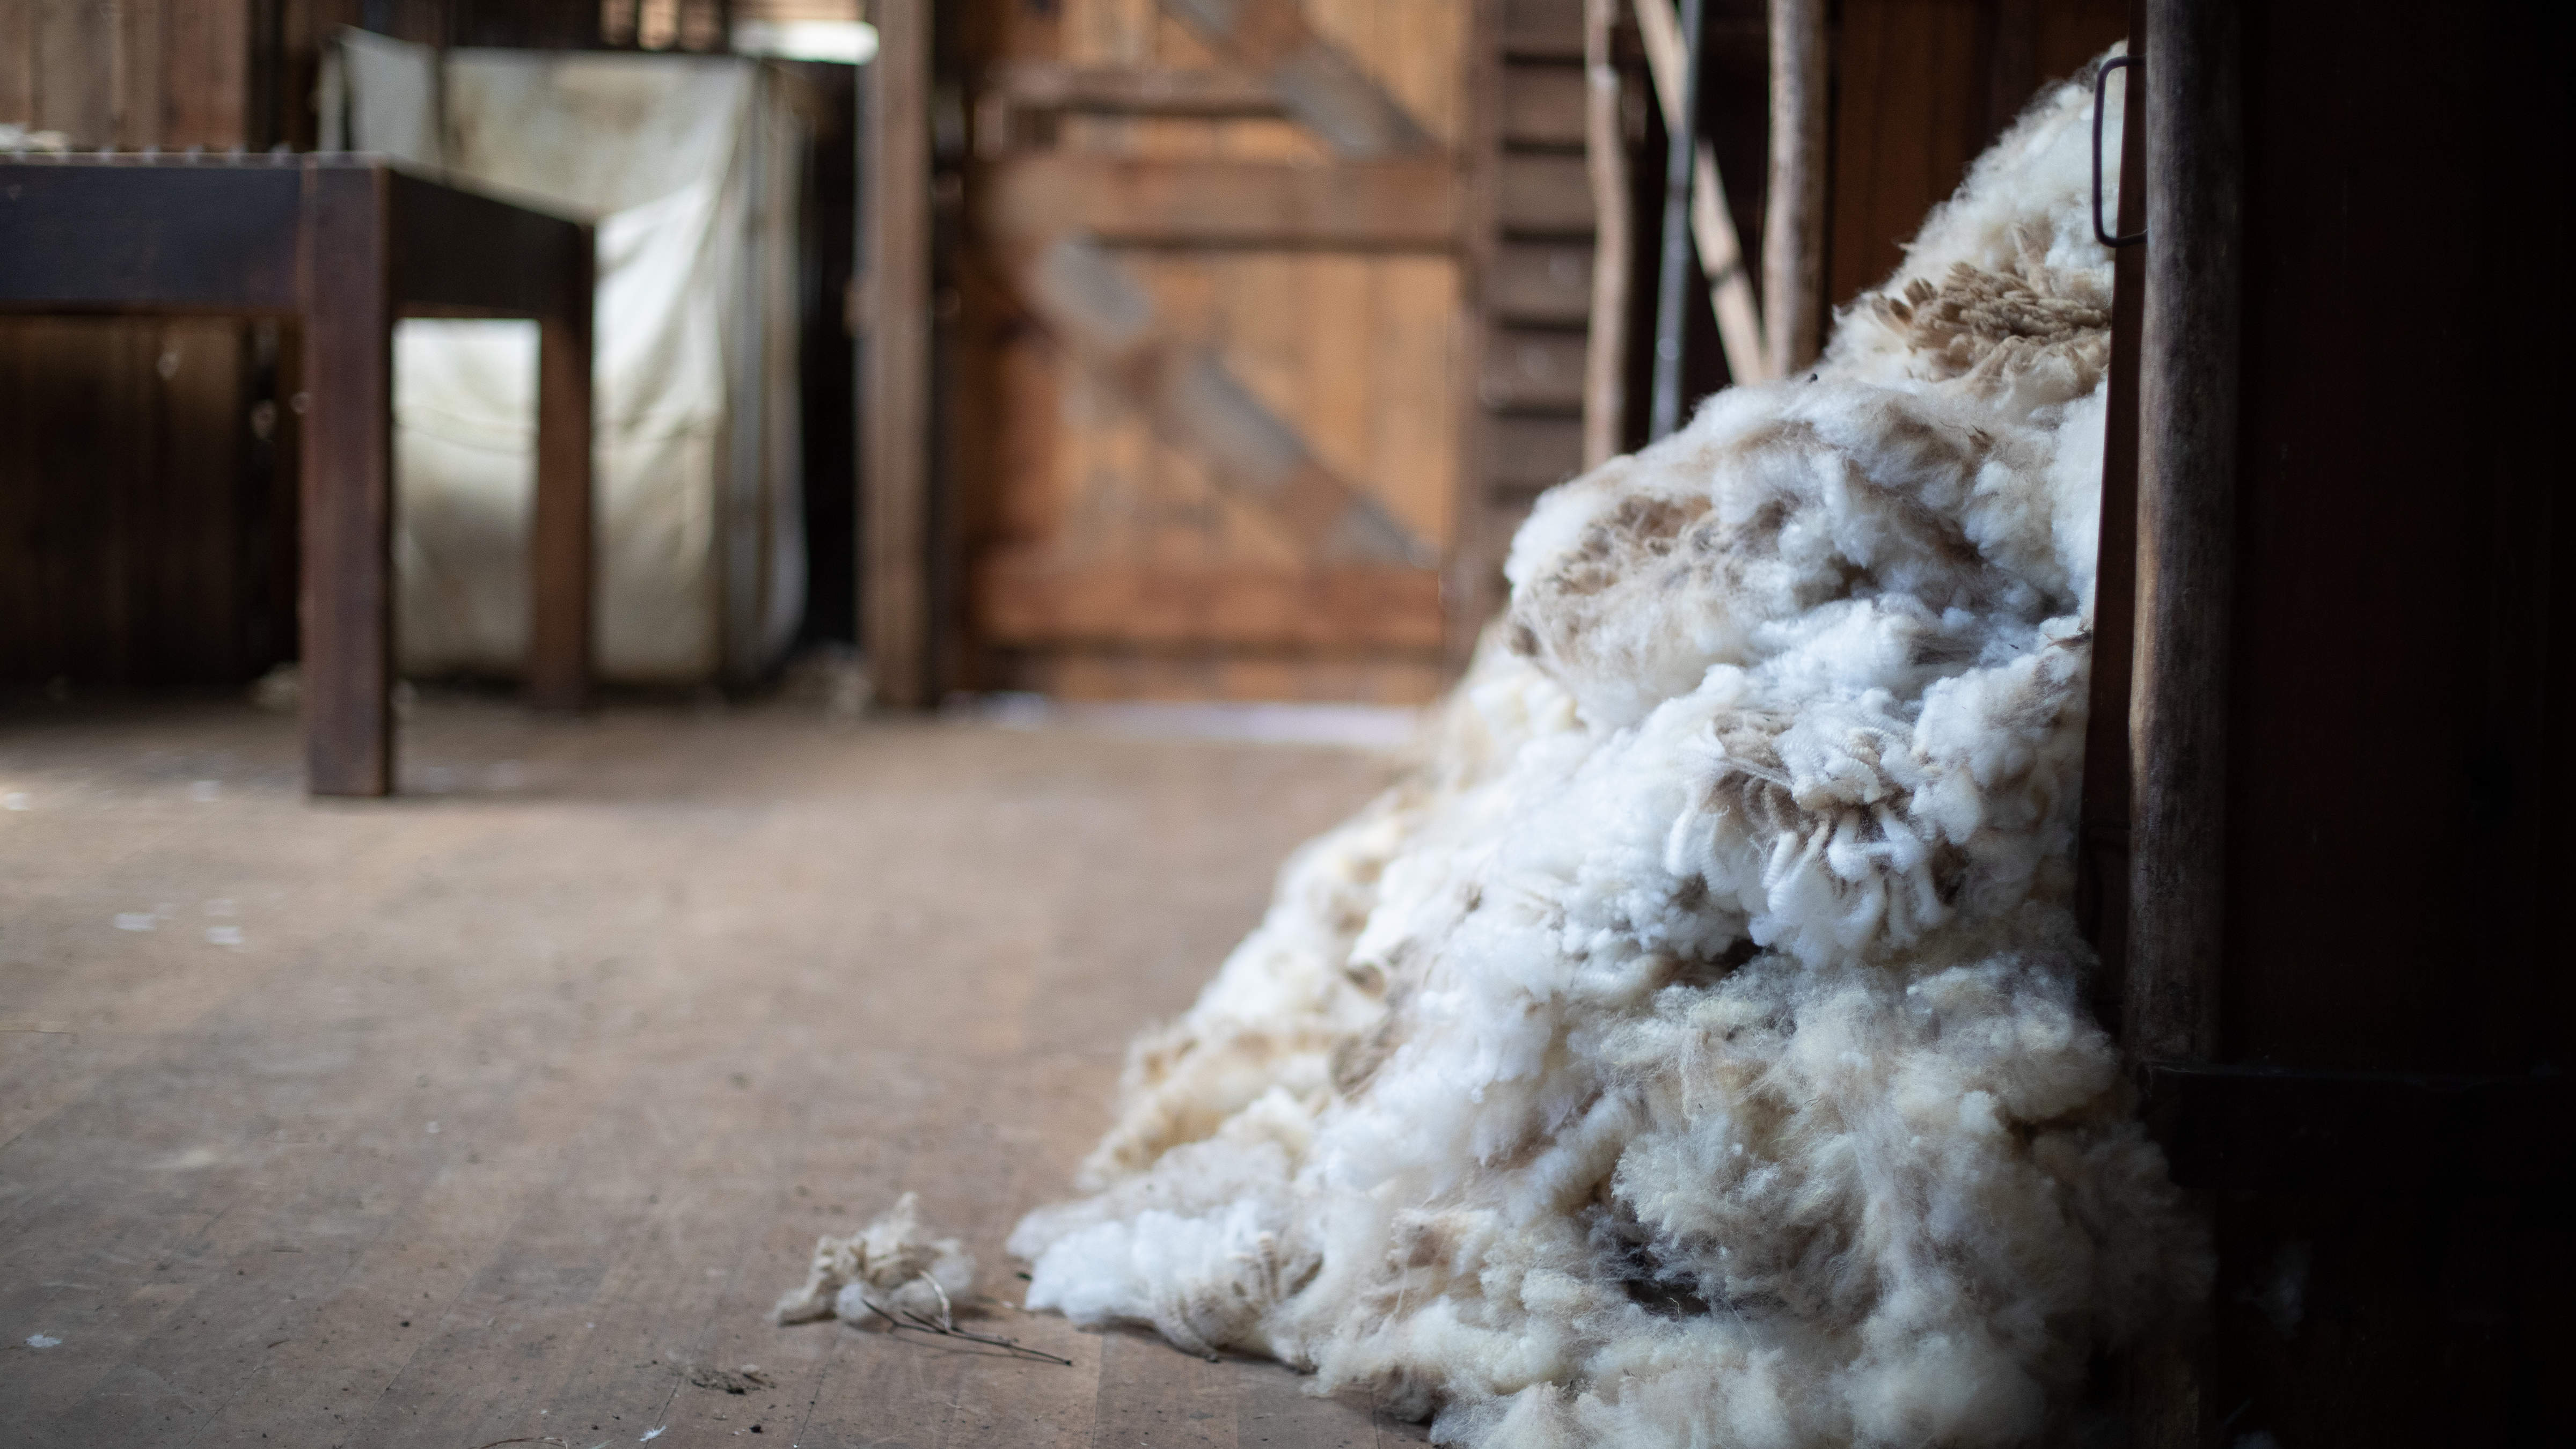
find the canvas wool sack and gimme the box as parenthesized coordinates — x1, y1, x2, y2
(1004, 52, 2206, 1448)
(327, 29, 806, 683)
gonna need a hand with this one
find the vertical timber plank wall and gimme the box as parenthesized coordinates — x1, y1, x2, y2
(1821, 0, 2128, 309)
(862, 0, 933, 706)
(2198, 0, 2572, 1439)
(0, 0, 288, 690)
(2084, 1, 2574, 1437)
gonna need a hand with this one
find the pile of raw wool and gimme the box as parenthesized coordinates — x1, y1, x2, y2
(1009, 54, 2205, 1448)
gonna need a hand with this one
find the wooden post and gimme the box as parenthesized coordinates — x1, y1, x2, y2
(299, 162, 396, 797)
(1646, 0, 1704, 441)
(1581, 0, 1630, 469)
(2091, 12, 2233, 1433)
(862, 0, 933, 708)
(2079, 29, 2149, 1022)
(1762, 0, 1826, 378)
(2127, 0, 2238, 1070)
(529, 228, 595, 712)
(2123, 0, 2228, 1407)
(1635, 0, 1766, 385)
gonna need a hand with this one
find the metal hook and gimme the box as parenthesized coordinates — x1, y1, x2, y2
(2093, 54, 2143, 248)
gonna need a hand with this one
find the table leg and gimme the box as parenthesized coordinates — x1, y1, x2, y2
(300, 165, 395, 797)
(530, 238, 594, 712)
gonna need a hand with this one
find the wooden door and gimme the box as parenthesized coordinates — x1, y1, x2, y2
(957, 0, 1473, 704)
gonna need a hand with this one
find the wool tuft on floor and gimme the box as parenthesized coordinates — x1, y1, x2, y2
(1008, 53, 2205, 1448)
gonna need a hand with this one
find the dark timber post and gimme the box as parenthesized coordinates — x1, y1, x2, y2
(2124, 2, 2238, 1441)
(862, 0, 933, 707)
(2128, 0, 2238, 1069)
(530, 230, 596, 713)
(300, 163, 396, 798)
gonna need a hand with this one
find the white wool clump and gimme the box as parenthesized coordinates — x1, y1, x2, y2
(1012, 54, 2203, 1447)
(774, 1191, 977, 1328)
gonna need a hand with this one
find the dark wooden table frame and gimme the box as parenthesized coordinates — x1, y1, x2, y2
(0, 153, 595, 797)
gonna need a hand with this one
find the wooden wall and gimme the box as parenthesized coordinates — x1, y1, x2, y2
(2196, 0, 2571, 1435)
(0, 0, 319, 690)
(939, 0, 2128, 704)
(0, 0, 268, 147)
(1823, 0, 2127, 306)
(4, 0, 2124, 697)
(2070, 0, 2574, 1436)
(955, 0, 1470, 704)
(0, 317, 294, 690)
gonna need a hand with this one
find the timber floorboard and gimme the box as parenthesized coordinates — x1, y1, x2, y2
(0, 695, 1429, 1448)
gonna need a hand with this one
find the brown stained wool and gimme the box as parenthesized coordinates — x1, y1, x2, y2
(1009, 50, 2202, 1449)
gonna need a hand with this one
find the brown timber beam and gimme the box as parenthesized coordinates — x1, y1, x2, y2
(976, 155, 1457, 252)
(981, 60, 1280, 118)
(978, 561, 1444, 652)
(1159, 0, 1436, 159)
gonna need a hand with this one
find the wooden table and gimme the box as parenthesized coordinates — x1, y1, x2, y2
(0, 152, 595, 797)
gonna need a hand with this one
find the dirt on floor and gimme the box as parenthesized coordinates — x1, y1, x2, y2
(0, 693, 1425, 1447)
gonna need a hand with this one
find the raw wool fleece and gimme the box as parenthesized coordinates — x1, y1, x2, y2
(1010, 55, 2204, 1448)
(775, 1192, 978, 1329)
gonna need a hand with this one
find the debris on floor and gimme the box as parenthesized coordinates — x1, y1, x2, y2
(772, 1190, 976, 1328)
(685, 1364, 775, 1395)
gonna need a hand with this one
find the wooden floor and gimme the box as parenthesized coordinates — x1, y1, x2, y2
(0, 695, 1425, 1448)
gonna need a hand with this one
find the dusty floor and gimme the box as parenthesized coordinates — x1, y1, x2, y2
(0, 694, 1426, 1448)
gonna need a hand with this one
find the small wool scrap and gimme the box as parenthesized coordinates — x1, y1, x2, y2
(1008, 49, 2206, 1449)
(773, 1191, 977, 1327)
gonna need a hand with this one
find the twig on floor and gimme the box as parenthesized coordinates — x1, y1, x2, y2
(852, 1283, 1073, 1366)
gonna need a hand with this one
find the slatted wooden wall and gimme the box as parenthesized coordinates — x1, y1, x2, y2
(1824, 0, 2128, 306)
(1447, 0, 1586, 661)
(956, 0, 1472, 704)
(0, 0, 309, 690)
